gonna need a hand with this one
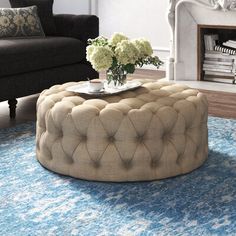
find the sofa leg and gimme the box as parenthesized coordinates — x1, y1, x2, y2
(8, 99, 17, 119)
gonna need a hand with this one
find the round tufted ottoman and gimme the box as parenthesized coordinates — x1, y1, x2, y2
(36, 79, 208, 182)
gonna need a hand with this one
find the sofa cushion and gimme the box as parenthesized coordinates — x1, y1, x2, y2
(9, 0, 56, 35)
(0, 37, 86, 78)
(0, 6, 45, 38)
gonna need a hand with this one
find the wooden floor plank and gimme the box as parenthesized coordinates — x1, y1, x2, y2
(199, 89, 236, 119)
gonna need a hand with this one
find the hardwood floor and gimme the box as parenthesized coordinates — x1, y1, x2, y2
(199, 89, 236, 119)
(0, 69, 235, 129)
(99, 69, 166, 80)
(0, 95, 37, 129)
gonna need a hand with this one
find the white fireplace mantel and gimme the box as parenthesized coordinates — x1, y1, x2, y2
(167, 0, 236, 81)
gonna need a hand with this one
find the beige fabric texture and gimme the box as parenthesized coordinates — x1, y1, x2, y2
(36, 79, 208, 182)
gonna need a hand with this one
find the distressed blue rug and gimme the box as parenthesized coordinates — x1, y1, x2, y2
(0, 117, 236, 236)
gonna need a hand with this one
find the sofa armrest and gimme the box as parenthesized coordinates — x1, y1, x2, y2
(53, 14, 99, 43)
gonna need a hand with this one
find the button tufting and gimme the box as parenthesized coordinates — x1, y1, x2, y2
(176, 155, 184, 165)
(65, 155, 74, 164)
(184, 127, 189, 134)
(151, 159, 160, 168)
(123, 160, 132, 169)
(58, 130, 63, 137)
(93, 160, 101, 168)
(108, 136, 115, 143)
(136, 135, 144, 143)
(162, 133, 170, 142)
(81, 135, 87, 141)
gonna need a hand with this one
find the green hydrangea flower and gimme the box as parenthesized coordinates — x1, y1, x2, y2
(86, 45, 95, 61)
(110, 33, 128, 47)
(115, 40, 139, 65)
(86, 33, 163, 84)
(133, 39, 153, 58)
(89, 46, 113, 71)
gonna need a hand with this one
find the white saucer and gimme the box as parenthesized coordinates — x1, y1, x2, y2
(88, 89, 105, 93)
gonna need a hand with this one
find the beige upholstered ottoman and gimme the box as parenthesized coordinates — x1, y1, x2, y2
(36, 79, 208, 182)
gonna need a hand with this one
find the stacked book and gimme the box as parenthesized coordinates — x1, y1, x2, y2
(204, 34, 219, 51)
(223, 40, 236, 49)
(203, 51, 236, 84)
(203, 34, 236, 84)
(214, 45, 236, 55)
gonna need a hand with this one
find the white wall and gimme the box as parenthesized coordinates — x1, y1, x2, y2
(53, 0, 90, 14)
(0, 0, 10, 7)
(0, 0, 90, 14)
(97, 0, 170, 64)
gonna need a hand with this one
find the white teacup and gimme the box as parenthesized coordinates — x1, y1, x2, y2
(88, 79, 104, 92)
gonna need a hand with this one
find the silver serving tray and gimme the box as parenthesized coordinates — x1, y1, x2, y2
(66, 81, 142, 96)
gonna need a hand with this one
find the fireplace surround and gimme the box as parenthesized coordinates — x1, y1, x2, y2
(167, 0, 236, 82)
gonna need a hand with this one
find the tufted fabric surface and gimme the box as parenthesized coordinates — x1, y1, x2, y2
(36, 79, 208, 182)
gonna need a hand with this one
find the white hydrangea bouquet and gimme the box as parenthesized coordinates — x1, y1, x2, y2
(86, 33, 163, 86)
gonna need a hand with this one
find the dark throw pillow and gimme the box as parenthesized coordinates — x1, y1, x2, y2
(9, 0, 56, 35)
(0, 6, 45, 38)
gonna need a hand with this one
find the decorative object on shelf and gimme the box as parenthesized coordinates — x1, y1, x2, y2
(86, 33, 163, 86)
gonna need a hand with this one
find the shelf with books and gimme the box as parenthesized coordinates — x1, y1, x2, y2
(198, 25, 236, 84)
(203, 50, 235, 83)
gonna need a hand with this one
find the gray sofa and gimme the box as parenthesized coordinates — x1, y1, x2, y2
(0, 14, 99, 118)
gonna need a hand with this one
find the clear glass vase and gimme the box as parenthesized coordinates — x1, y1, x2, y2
(106, 69, 127, 88)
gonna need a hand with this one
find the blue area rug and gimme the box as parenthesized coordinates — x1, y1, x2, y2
(0, 117, 236, 236)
